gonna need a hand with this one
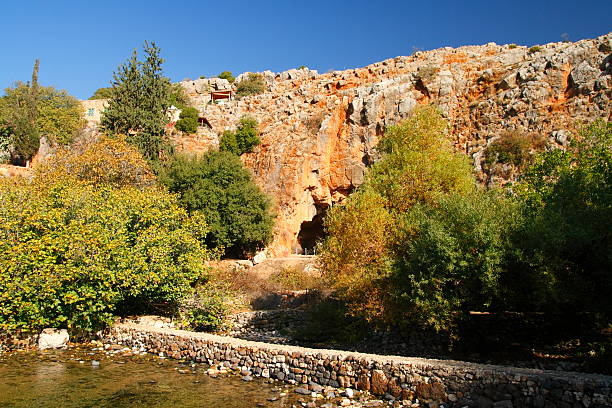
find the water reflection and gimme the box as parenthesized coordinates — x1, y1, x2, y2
(0, 350, 299, 408)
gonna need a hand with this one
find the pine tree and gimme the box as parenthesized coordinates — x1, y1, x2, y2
(10, 60, 40, 165)
(101, 42, 171, 160)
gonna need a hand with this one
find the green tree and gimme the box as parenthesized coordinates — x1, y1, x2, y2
(36, 87, 84, 145)
(321, 105, 477, 326)
(1, 84, 84, 148)
(0, 146, 212, 333)
(88, 87, 113, 100)
(219, 115, 261, 155)
(218, 71, 235, 83)
(175, 107, 199, 134)
(168, 83, 191, 109)
(219, 130, 239, 154)
(0, 60, 40, 165)
(236, 73, 266, 98)
(512, 119, 612, 320)
(159, 151, 275, 257)
(390, 191, 520, 332)
(101, 41, 171, 160)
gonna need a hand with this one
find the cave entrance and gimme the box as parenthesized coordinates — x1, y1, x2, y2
(297, 205, 328, 255)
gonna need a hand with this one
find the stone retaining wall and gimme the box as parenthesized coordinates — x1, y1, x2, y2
(105, 323, 612, 408)
(228, 310, 306, 344)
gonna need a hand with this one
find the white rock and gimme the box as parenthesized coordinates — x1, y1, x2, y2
(37, 328, 69, 350)
(252, 251, 267, 265)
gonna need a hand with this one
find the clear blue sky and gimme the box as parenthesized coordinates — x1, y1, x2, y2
(1, 0, 610, 100)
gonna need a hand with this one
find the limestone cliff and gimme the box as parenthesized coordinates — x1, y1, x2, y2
(170, 34, 612, 256)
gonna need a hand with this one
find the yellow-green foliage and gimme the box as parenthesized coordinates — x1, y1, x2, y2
(0, 143, 211, 334)
(36, 135, 156, 188)
(1, 84, 84, 146)
(321, 106, 476, 325)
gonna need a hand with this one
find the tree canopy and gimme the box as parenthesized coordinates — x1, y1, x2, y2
(0, 60, 84, 164)
(0, 139, 212, 333)
(219, 116, 261, 155)
(159, 151, 275, 258)
(101, 41, 171, 161)
(88, 87, 113, 100)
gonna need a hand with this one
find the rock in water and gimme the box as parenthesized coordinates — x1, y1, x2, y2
(38, 328, 69, 350)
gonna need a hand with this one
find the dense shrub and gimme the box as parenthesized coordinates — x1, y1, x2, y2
(175, 107, 199, 134)
(484, 131, 545, 169)
(219, 116, 261, 155)
(321, 106, 476, 326)
(0, 138, 214, 334)
(159, 151, 275, 257)
(236, 73, 266, 98)
(180, 282, 232, 332)
(0, 177, 211, 334)
(37, 135, 156, 189)
(217, 71, 235, 83)
(512, 119, 612, 320)
(390, 191, 520, 331)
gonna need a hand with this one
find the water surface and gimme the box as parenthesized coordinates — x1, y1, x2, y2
(0, 348, 301, 408)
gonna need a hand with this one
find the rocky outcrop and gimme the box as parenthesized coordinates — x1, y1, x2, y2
(158, 35, 612, 255)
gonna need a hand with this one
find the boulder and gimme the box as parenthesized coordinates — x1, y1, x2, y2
(38, 328, 69, 350)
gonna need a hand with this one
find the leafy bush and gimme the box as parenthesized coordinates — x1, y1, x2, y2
(219, 116, 261, 155)
(89, 87, 113, 100)
(0, 176, 211, 334)
(175, 107, 198, 134)
(219, 130, 239, 154)
(484, 131, 545, 169)
(180, 283, 231, 332)
(513, 119, 612, 320)
(528, 46, 542, 53)
(508, 44, 518, 49)
(36, 135, 156, 189)
(217, 71, 235, 83)
(321, 106, 476, 325)
(236, 73, 266, 98)
(390, 191, 520, 332)
(159, 151, 275, 257)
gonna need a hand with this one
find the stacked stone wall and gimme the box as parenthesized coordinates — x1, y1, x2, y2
(105, 323, 612, 407)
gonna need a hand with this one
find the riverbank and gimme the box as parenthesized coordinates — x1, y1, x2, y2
(0, 343, 418, 408)
(104, 322, 612, 408)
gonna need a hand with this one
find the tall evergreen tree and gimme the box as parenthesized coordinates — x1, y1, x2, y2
(8, 60, 40, 165)
(101, 42, 171, 160)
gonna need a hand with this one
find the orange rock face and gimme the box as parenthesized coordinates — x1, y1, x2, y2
(174, 34, 611, 256)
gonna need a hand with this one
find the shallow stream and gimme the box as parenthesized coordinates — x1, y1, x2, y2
(0, 347, 303, 408)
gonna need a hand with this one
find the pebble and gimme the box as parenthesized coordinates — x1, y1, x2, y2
(91, 360, 100, 367)
(343, 388, 354, 398)
(294, 387, 311, 395)
(242, 375, 253, 382)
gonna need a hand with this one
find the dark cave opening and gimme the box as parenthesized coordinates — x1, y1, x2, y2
(296, 205, 328, 255)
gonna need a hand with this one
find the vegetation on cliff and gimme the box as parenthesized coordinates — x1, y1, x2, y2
(159, 151, 275, 258)
(100, 41, 172, 161)
(175, 107, 199, 134)
(0, 60, 84, 165)
(236, 73, 266, 98)
(321, 107, 612, 340)
(0, 137, 215, 334)
(219, 116, 261, 155)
